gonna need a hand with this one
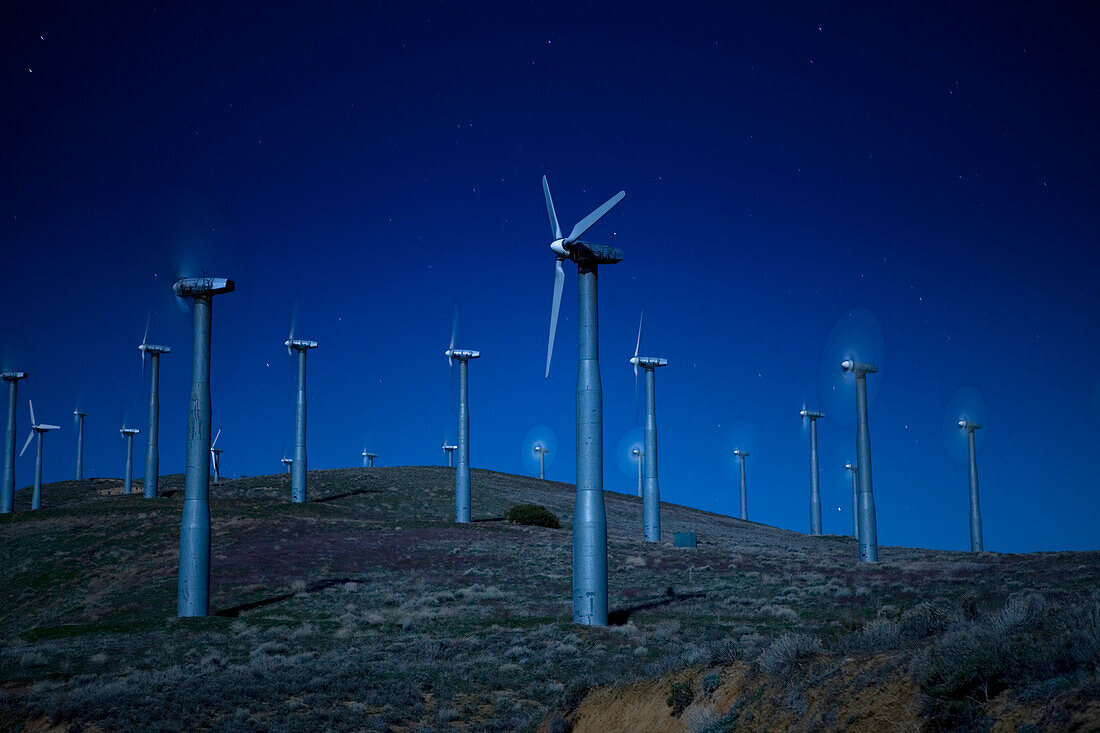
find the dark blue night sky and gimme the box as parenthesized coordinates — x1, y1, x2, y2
(2, 3, 1097, 552)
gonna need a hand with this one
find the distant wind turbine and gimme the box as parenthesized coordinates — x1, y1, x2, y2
(286, 333, 319, 503)
(74, 409, 88, 480)
(800, 409, 825, 536)
(733, 449, 750, 520)
(958, 419, 984, 552)
(445, 314, 479, 522)
(20, 400, 60, 511)
(120, 427, 140, 495)
(139, 323, 171, 498)
(842, 358, 879, 563)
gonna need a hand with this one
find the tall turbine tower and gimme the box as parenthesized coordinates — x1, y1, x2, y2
(542, 175, 626, 626)
(443, 444, 457, 468)
(286, 338, 318, 503)
(733, 449, 750, 520)
(173, 275, 235, 617)
(845, 462, 858, 539)
(533, 444, 547, 479)
(20, 401, 60, 511)
(445, 341, 479, 522)
(632, 447, 644, 497)
(958, 419, 984, 552)
(139, 342, 171, 498)
(842, 359, 879, 562)
(74, 410, 88, 479)
(120, 427, 140, 494)
(629, 316, 668, 542)
(800, 409, 825, 536)
(2, 371, 28, 513)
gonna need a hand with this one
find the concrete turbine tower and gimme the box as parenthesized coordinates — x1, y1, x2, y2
(281, 457, 292, 474)
(542, 176, 626, 626)
(20, 401, 60, 511)
(733, 449, 750, 520)
(628, 315, 668, 543)
(120, 427, 140, 494)
(209, 428, 224, 485)
(74, 410, 88, 480)
(139, 340, 171, 498)
(445, 334, 479, 522)
(2, 371, 28, 513)
(842, 358, 879, 562)
(443, 444, 457, 468)
(632, 447, 644, 497)
(845, 462, 858, 539)
(286, 338, 318, 503)
(800, 409, 825, 536)
(173, 275, 234, 617)
(958, 419, 984, 552)
(533, 444, 548, 479)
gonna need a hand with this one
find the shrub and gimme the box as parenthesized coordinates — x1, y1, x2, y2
(505, 504, 560, 529)
(666, 680, 694, 717)
(757, 633, 822, 676)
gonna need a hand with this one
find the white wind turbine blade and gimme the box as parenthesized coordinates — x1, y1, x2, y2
(545, 257, 565, 378)
(566, 190, 625, 243)
(633, 309, 643, 382)
(542, 175, 562, 240)
(20, 431, 34, 457)
(28, 399, 36, 428)
(38, 424, 60, 430)
(141, 308, 150, 374)
(211, 427, 221, 449)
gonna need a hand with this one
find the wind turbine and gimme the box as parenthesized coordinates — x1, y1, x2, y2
(74, 410, 88, 480)
(958, 419, 984, 552)
(281, 457, 292, 474)
(210, 428, 223, 485)
(2, 371, 28, 513)
(533, 444, 548, 479)
(632, 447, 643, 497)
(120, 427, 140, 495)
(845, 462, 858, 539)
(361, 449, 368, 468)
(20, 400, 60, 511)
(365, 452, 377, 467)
(445, 316, 479, 522)
(842, 358, 879, 562)
(139, 330, 171, 498)
(173, 275, 235, 617)
(541, 175, 626, 626)
(286, 336, 319, 503)
(443, 443, 457, 468)
(800, 409, 825, 536)
(628, 312, 667, 543)
(733, 449, 750, 520)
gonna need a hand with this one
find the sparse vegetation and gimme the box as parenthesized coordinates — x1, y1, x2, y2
(0, 467, 1097, 731)
(505, 503, 561, 528)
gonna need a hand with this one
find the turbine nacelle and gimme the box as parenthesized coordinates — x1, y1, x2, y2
(733, 449, 750, 458)
(800, 409, 825, 419)
(286, 339, 319, 351)
(281, 458, 293, 465)
(445, 348, 480, 361)
(845, 462, 856, 471)
(33, 425, 60, 433)
(632, 447, 643, 457)
(958, 420, 983, 431)
(138, 344, 172, 355)
(120, 427, 140, 436)
(173, 277, 235, 297)
(841, 359, 878, 375)
(442, 444, 457, 452)
(533, 444, 546, 454)
(74, 410, 88, 417)
(1, 371, 28, 381)
(630, 356, 668, 369)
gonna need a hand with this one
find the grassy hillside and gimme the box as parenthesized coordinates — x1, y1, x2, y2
(0, 467, 1097, 731)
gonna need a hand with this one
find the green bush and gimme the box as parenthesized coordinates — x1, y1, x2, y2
(666, 680, 693, 717)
(505, 504, 561, 529)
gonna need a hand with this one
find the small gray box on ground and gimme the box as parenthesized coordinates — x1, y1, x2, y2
(674, 532, 697, 548)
